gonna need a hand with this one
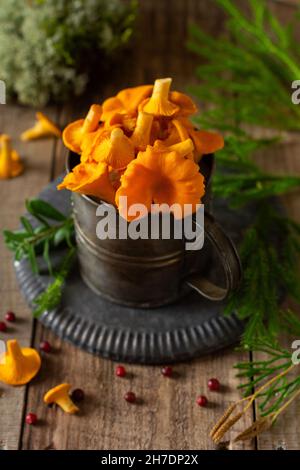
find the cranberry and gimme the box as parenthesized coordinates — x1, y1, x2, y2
(0, 322, 7, 332)
(116, 365, 126, 377)
(71, 388, 85, 402)
(25, 413, 37, 425)
(5, 311, 16, 322)
(196, 395, 208, 407)
(161, 366, 173, 377)
(124, 391, 136, 403)
(39, 340, 51, 353)
(208, 378, 220, 391)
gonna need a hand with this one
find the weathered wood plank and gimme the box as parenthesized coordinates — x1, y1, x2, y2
(22, 333, 252, 450)
(0, 104, 57, 449)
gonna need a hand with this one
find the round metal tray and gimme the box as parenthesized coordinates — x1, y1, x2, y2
(15, 177, 250, 364)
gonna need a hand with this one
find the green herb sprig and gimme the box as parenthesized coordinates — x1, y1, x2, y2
(188, 0, 300, 427)
(33, 246, 76, 318)
(4, 198, 74, 275)
(4, 198, 75, 317)
(224, 203, 300, 346)
(235, 341, 300, 417)
(188, 0, 300, 347)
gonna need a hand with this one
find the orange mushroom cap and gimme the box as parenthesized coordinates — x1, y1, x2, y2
(44, 383, 79, 414)
(116, 85, 153, 114)
(93, 128, 135, 170)
(116, 145, 205, 221)
(62, 104, 102, 154)
(174, 118, 224, 161)
(57, 161, 116, 205)
(21, 112, 61, 141)
(0, 339, 41, 386)
(169, 91, 198, 116)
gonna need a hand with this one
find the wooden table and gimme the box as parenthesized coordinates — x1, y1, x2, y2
(1, 0, 300, 451)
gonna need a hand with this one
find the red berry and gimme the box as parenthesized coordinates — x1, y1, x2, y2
(0, 321, 7, 332)
(39, 340, 51, 353)
(124, 391, 136, 403)
(71, 388, 85, 402)
(161, 366, 173, 377)
(196, 395, 208, 407)
(208, 378, 220, 391)
(116, 365, 126, 377)
(5, 311, 16, 322)
(25, 413, 37, 425)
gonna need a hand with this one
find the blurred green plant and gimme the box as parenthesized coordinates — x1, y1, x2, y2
(189, 0, 300, 428)
(188, 0, 300, 347)
(0, 0, 137, 106)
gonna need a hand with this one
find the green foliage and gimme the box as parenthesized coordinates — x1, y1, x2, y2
(188, 0, 300, 347)
(4, 198, 75, 317)
(33, 246, 76, 318)
(4, 198, 74, 275)
(213, 135, 300, 207)
(235, 340, 300, 417)
(188, 0, 300, 132)
(224, 204, 300, 346)
(0, 0, 137, 106)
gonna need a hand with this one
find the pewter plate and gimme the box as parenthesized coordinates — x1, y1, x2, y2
(14, 177, 250, 364)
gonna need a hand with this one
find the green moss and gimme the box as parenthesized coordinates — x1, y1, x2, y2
(0, 0, 137, 106)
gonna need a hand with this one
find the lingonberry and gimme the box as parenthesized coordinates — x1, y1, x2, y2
(5, 311, 16, 322)
(39, 340, 51, 353)
(116, 365, 126, 377)
(71, 388, 85, 402)
(196, 395, 208, 407)
(25, 413, 37, 425)
(124, 391, 136, 403)
(208, 378, 220, 391)
(161, 366, 173, 377)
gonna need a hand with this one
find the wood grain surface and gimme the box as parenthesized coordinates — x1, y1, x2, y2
(0, 0, 299, 450)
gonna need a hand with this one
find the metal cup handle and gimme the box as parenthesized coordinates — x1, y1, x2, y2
(185, 212, 242, 301)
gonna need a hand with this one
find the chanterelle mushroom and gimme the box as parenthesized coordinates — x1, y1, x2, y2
(92, 127, 135, 170)
(21, 112, 62, 141)
(0, 339, 41, 386)
(139, 78, 179, 117)
(44, 383, 79, 414)
(63, 104, 102, 154)
(0, 135, 23, 179)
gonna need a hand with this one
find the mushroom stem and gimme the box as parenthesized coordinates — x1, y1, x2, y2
(0, 135, 12, 178)
(21, 112, 61, 141)
(56, 395, 79, 414)
(167, 138, 194, 158)
(152, 78, 172, 101)
(141, 78, 179, 117)
(131, 112, 153, 150)
(7, 339, 24, 362)
(172, 119, 189, 141)
(82, 104, 102, 133)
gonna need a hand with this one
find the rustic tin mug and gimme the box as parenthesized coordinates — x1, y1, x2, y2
(67, 153, 242, 308)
